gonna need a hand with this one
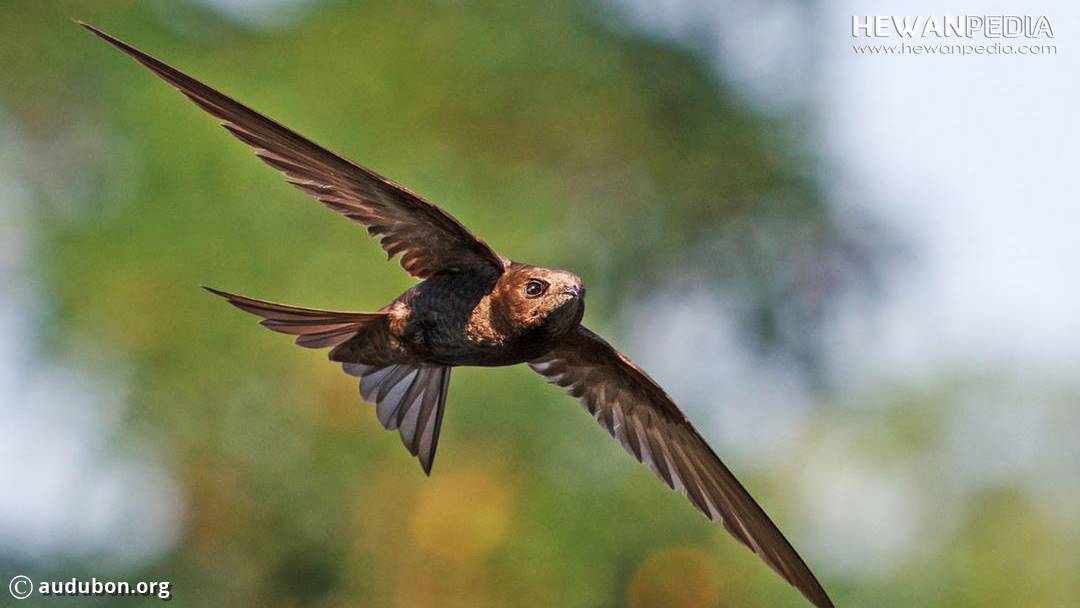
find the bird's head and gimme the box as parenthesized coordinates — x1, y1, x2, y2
(494, 263, 585, 336)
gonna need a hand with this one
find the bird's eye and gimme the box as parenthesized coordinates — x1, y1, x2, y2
(524, 279, 548, 298)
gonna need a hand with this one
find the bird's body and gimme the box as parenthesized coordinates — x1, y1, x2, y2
(384, 263, 585, 367)
(81, 22, 834, 608)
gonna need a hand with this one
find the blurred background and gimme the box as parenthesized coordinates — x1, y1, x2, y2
(1, 1, 1078, 606)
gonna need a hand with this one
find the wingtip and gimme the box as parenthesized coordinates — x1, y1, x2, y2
(75, 20, 143, 57)
(74, 20, 105, 37)
(202, 285, 235, 300)
(797, 576, 835, 608)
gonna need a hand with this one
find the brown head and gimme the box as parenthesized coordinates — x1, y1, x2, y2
(491, 263, 585, 337)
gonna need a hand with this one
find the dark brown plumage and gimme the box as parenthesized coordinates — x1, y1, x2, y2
(81, 22, 834, 608)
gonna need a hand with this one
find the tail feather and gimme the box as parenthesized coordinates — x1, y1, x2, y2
(207, 287, 449, 473)
(204, 286, 388, 350)
(344, 362, 451, 475)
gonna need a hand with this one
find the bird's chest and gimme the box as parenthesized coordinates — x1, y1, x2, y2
(403, 314, 510, 367)
(397, 279, 496, 365)
(402, 288, 552, 366)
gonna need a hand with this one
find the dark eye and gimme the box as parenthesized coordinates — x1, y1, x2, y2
(524, 279, 548, 298)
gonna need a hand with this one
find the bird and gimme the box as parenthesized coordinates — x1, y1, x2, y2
(80, 22, 834, 608)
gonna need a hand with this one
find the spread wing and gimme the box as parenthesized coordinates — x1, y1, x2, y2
(529, 326, 833, 608)
(80, 22, 505, 282)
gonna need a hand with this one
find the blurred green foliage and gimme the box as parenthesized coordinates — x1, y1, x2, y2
(3, 2, 1076, 608)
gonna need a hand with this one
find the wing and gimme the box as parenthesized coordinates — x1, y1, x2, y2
(529, 326, 833, 608)
(203, 286, 399, 355)
(80, 22, 505, 282)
